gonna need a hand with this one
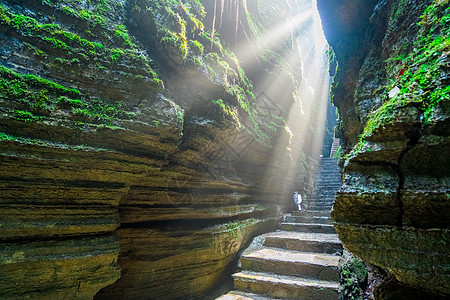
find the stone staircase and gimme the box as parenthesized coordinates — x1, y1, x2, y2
(216, 158, 342, 300)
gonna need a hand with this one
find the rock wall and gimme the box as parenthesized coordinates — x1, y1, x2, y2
(0, 0, 330, 299)
(318, 0, 449, 298)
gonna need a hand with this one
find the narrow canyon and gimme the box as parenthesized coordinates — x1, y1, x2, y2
(0, 0, 448, 299)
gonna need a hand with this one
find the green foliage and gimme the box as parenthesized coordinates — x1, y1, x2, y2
(189, 40, 204, 55)
(423, 86, 450, 123)
(0, 65, 130, 125)
(225, 221, 247, 239)
(14, 110, 40, 122)
(212, 99, 238, 119)
(206, 65, 217, 79)
(362, 0, 450, 138)
(326, 46, 339, 103)
(0, 3, 161, 83)
(333, 145, 343, 159)
(110, 48, 124, 62)
(32, 89, 49, 113)
(390, 0, 408, 23)
(339, 255, 368, 300)
(0, 4, 10, 24)
(56, 96, 83, 108)
(114, 24, 134, 47)
(160, 29, 188, 59)
(0, 65, 80, 97)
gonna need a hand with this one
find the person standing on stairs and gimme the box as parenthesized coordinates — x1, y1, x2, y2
(293, 191, 304, 211)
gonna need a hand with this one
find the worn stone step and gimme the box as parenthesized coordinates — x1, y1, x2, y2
(306, 199, 335, 203)
(310, 190, 339, 194)
(309, 189, 338, 193)
(313, 189, 339, 192)
(241, 248, 340, 281)
(284, 214, 332, 224)
(216, 291, 278, 300)
(305, 205, 333, 211)
(313, 186, 341, 190)
(233, 271, 339, 300)
(264, 231, 343, 254)
(313, 185, 339, 190)
(280, 223, 336, 234)
(309, 194, 338, 198)
(305, 203, 334, 208)
(316, 167, 339, 170)
(307, 198, 335, 202)
(305, 201, 335, 206)
(315, 175, 340, 179)
(290, 210, 330, 217)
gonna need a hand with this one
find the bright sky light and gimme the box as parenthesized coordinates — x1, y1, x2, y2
(312, 0, 328, 51)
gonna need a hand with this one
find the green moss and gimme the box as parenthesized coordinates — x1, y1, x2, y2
(225, 221, 248, 239)
(0, 65, 81, 97)
(0, 3, 161, 83)
(110, 48, 124, 62)
(14, 110, 40, 122)
(0, 131, 109, 151)
(390, 0, 408, 23)
(339, 254, 368, 300)
(31, 89, 50, 113)
(56, 96, 83, 108)
(0, 65, 131, 125)
(0, 4, 10, 24)
(160, 28, 188, 59)
(190, 40, 204, 55)
(362, 0, 450, 137)
(212, 99, 237, 118)
(114, 24, 134, 47)
(423, 86, 450, 124)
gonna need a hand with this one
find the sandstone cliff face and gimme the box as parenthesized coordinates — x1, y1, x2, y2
(318, 0, 449, 298)
(0, 0, 329, 298)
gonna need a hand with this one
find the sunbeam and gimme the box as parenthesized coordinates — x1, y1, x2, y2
(235, 0, 332, 201)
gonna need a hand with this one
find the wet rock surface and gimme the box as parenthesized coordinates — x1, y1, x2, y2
(0, 0, 330, 298)
(318, 0, 450, 298)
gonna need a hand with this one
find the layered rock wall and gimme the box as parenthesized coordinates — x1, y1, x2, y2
(0, 0, 330, 298)
(318, 0, 450, 298)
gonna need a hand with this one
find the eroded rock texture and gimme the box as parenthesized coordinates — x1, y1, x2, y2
(318, 0, 450, 298)
(0, 0, 330, 299)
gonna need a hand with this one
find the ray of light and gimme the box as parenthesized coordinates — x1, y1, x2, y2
(248, 0, 331, 203)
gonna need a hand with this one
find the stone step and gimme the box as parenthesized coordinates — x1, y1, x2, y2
(314, 182, 342, 186)
(317, 167, 339, 171)
(305, 202, 334, 208)
(305, 199, 336, 204)
(290, 210, 330, 217)
(305, 202, 335, 206)
(312, 185, 341, 189)
(310, 192, 339, 197)
(264, 231, 343, 254)
(315, 172, 340, 176)
(318, 161, 338, 166)
(280, 223, 336, 234)
(284, 214, 332, 224)
(240, 248, 340, 281)
(305, 205, 333, 211)
(216, 291, 278, 300)
(312, 185, 340, 189)
(309, 188, 338, 192)
(232, 271, 339, 300)
(309, 191, 339, 195)
(313, 188, 339, 192)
